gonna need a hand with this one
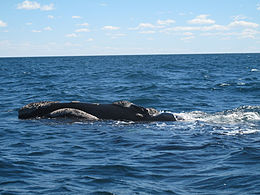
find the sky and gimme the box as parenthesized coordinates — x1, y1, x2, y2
(0, 0, 260, 57)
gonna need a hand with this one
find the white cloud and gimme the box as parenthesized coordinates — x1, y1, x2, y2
(162, 24, 228, 33)
(17, 1, 54, 11)
(200, 32, 235, 37)
(26, 22, 32, 25)
(201, 29, 260, 40)
(77, 23, 89, 26)
(157, 19, 175, 26)
(44, 26, 53, 31)
(64, 42, 80, 47)
(102, 25, 120, 30)
(181, 32, 195, 41)
(163, 26, 200, 32)
(0, 20, 7, 27)
(65, 33, 78, 37)
(137, 23, 157, 28)
(188, 15, 215, 25)
(240, 29, 259, 39)
(75, 28, 90, 32)
(72, 16, 82, 19)
(139, 30, 156, 34)
(232, 15, 247, 21)
(41, 3, 54, 11)
(105, 33, 126, 39)
(257, 3, 260, 10)
(183, 32, 193, 36)
(129, 23, 159, 30)
(229, 20, 259, 28)
(202, 24, 229, 31)
(48, 15, 54, 19)
(130, 21, 175, 31)
(17, 0, 40, 10)
(181, 36, 195, 41)
(87, 38, 94, 42)
(32, 30, 41, 33)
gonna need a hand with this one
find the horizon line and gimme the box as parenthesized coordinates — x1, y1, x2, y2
(0, 51, 259, 58)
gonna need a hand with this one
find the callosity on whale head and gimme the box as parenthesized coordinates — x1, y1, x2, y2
(18, 101, 60, 119)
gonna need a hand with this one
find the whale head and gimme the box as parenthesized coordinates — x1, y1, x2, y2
(18, 101, 59, 119)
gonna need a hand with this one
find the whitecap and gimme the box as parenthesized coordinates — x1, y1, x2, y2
(175, 106, 260, 125)
(113, 120, 135, 126)
(221, 129, 260, 136)
(251, 68, 259, 72)
(209, 111, 260, 124)
(176, 111, 208, 122)
(219, 83, 230, 87)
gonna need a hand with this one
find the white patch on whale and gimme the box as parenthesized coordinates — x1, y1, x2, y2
(48, 108, 99, 120)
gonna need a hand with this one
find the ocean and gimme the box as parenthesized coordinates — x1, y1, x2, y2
(0, 53, 259, 194)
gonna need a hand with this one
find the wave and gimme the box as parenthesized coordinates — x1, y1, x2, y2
(176, 105, 260, 124)
(173, 105, 260, 135)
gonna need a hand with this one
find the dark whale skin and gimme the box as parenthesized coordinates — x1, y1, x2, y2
(18, 101, 181, 122)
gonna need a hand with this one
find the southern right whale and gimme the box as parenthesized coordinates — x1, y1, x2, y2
(18, 100, 182, 122)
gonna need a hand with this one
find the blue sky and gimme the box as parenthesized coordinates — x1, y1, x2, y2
(1, 0, 260, 57)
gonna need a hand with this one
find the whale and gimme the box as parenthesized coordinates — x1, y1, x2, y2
(18, 100, 182, 122)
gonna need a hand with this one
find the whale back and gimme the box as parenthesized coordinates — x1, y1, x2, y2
(18, 101, 179, 121)
(112, 100, 159, 120)
(112, 100, 133, 108)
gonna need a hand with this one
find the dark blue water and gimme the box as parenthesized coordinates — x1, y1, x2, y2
(0, 54, 260, 194)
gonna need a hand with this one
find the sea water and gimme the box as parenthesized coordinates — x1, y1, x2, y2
(0, 54, 259, 194)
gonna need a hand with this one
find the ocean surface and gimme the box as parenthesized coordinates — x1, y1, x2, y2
(0, 53, 259, 194)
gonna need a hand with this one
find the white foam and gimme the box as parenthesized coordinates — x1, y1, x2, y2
(176, 111, 208, 122)
(211, 112, 259, 124)
(176, 108, 260, 125)
(221, 129, 260, 136)
(219, 83, 230, 86)
(113, 120, 135, 125)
